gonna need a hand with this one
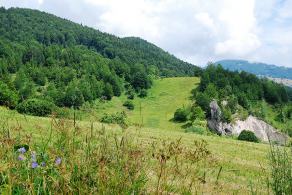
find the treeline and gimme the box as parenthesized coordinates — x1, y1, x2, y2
(0, 7, 201, 116)
(193, 64, 292, 121)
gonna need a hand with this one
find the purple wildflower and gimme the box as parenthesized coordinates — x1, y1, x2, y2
(31, 162, 38, 169)
(18, 147, 26, 154)
(31, 151, 37, 162)
(41, 162, 46, 167)
(18, 154, 25, 161)
(55, 157, 62, 166)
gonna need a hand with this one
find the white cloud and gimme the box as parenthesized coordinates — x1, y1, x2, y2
(1, 0, 292, 67)
(215, 0, 261, 57)
(195, 12, 216, 32)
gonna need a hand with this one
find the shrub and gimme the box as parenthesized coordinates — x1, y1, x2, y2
(173, 108, 189, 122)
(138, 89, 148, 98)
(126, 86, 135, 100)
(100, 111, 128, 128)
(195, 92, 211, 117)
(127, 93, 135, 100)
(0, 81, 19, 108)
(238, 130, 259, 143)
(16, 98, 55, 117)
(185, 126, 206, 135)
(123, 100, 134, 110)
(221, 107, 232, 123)
(190, 106, 205, 122)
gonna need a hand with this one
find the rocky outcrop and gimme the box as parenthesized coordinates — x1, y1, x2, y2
(207, 100, 288, 144)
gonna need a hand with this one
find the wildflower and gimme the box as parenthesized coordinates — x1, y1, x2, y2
(18, 147, 26, 154)
(55, 157, 62, 166)
(31, 162, 38, 169)
(18, 154, 25, 161)
(41, 162, 46, 167)
(31, 151, 37, 162)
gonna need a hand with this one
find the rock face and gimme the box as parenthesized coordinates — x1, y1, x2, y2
(207, 100, 288, 144)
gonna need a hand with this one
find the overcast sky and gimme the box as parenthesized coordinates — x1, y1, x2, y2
(1, 0, 292, 67)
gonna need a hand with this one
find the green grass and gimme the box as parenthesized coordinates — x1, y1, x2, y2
(94, 77, 199, 130)
(0, 107, 271, 194)
(0, 77, 278, 193)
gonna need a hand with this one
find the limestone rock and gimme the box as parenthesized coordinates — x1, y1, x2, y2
(210, 100, 221, 121)
(207, 100, 288, 144)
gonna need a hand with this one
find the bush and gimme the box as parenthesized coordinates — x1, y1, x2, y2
(126, 86, 135, 100)
(138, 89, 147, 98)
(185, 126, 206, 135)
(238, 130, 259, 143)
(0, 81, 19, 108)
(190, 106, 205, 122)
(221, 107, 232, 123)
(100, 111, 128, 128)
(123, 100, 134, 110)
(173, 108, 189, 122)
(16, 98, 55, 117)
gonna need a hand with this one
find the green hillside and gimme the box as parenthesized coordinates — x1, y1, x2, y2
(0, 7, 202, 116)
(1, 76, 291, 194)
(95, 77, 200, 130)
(0, 104, 270, 194)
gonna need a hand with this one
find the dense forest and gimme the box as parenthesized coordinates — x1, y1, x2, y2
(190, 64, 292, 135)
(0, 7, 201, 115)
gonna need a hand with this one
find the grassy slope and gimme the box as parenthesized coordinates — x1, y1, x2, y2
(0, 77, 271, 193)
(95, 77, 200, 131)
(0, 107, 269, 193)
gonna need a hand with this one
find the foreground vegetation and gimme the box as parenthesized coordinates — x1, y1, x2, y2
(0, 107, 273, 194)
(0, 74, 291, 194)
(1, 107, 291, 194)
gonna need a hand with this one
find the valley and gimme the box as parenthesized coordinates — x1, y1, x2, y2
(0, 7, 291, 194)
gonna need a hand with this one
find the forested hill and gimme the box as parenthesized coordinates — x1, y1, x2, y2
(0, 7, 200, 77)
(0, 7, 201, 115)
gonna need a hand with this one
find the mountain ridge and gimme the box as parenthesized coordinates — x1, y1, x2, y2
(216, 59, 292, 80)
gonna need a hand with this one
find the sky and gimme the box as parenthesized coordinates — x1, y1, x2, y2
(1, 0, 292, 67)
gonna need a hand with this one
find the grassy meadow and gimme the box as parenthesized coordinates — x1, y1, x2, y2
(0, 77, 277, 194)
(0, 106, 271, 194)
(93, 77, 200, 131)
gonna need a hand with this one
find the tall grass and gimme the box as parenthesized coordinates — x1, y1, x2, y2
(0, 115, 218, 194)
(268, 143, 292, 194)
